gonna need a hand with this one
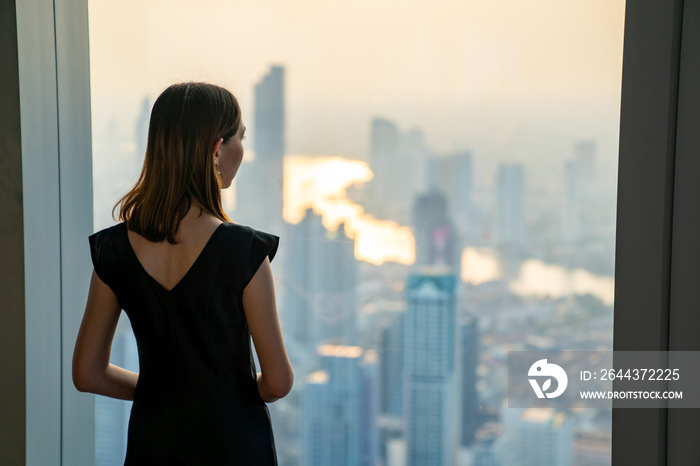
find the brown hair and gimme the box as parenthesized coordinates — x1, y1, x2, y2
(113, 82, 240, 243)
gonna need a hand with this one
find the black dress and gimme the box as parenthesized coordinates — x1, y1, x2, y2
(88, 221, 279, 465)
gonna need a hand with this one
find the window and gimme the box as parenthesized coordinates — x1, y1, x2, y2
(86, 1, 625, 464)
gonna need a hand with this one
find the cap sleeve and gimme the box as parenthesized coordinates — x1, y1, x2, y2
(242, 229, 280, 290)
(88, 230, 113, 288)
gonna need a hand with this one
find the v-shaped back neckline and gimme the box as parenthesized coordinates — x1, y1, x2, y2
(122, 222, 225, 293)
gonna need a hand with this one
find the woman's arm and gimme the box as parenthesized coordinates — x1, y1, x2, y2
(242, 256, 294, 402)
(72, 269, 138, 400)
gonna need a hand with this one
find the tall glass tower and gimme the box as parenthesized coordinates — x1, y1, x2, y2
(403, 268, 459, 465)
(236, 65, 285, 234)
(301, 345, 364, 466)
(495, 163, 525, 247)
(283, 209, 357, 347)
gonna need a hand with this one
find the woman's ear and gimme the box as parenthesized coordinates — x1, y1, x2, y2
(212, 137, 224, 162)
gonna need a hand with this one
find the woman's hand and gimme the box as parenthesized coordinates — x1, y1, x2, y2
(72, 269, 138, 400)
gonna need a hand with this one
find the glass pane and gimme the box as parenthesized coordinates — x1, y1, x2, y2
(88, 1, 625, 464)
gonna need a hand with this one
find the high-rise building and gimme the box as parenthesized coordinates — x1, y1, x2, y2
(574, 429, 612, 466)
(430, 151, 474, 239)
(254, 66, 285, 165)
(361, 351, 380, 466)
(371, 118, 399, 168)
(235, 66, 285, 234)
(379, 313, 404, 416)
(403, 268, 460, 466)
(563, 159, 582, 243)
(282, 208, 323, 344)
(301, 345, 365, 466)
(134, 96, 150, 179)
(283, 209, 357, 347)
(503, 407, 574, 466)
(495, 163, 525, 247)
(574, 140, 597, 198)
(310, 222, 357, 344)
(460, 315, 480, 445)
(368, 118, 401, 220)
(472, 423, 502, 466)
(412, 189, 459, 269)
(572, 140, 600, 241)
(368, 119, 430, 225)
(400, 127, 431, 204)
(472, 423, 518, 466)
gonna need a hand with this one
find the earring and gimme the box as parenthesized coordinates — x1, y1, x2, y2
(215, 162, 222, 176)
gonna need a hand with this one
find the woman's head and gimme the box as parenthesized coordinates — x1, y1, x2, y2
(114, 82, 243, 243)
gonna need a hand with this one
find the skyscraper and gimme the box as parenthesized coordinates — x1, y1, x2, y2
(361, 351, 380, 466)
(283, 209, 357, 347)
(574, 140, 597, 198)
(310, 222, 358, 344)
(563, 159, 581, 243)
(503, 407, 574, 466)
(430, 150, 474, 239)
(301, 345, 365, 466)
(573, 140, 599, 241)
(403, 268, 460, 466)
(412, 189, 459, 269)
(134, 96, 150, 179)
(254, 66, 285, 165)
(368, 118, 401, 220)
(400, 127, 431, 207)
(283, 208, 325, 344)
(472, 423, 518, 466)
(460, 315, 480, 445)
(495, 163, 525, 247)
(235, 65, 285, 233)
(367, 119, 430, 225)
(379, 312, 404, 416)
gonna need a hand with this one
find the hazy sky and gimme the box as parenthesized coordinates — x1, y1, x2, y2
(89, 1, 623, 298)
(88, 0, 625, 165)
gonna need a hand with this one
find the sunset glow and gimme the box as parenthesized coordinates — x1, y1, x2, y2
(462, 248, 614, 304)
(283, 155, 415, 265)
(510, 260, 615, 305)
(283, 156, 614, 304)
(461, 247, 501, 285)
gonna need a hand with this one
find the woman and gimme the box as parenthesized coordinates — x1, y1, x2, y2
(72, 82, 293, 465)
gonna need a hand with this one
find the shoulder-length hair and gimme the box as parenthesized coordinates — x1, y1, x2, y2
(113, 82, 240, 243)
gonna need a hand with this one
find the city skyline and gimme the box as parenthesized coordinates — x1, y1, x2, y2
(90, 99, 616, 465)
(85, 2, 623, 463)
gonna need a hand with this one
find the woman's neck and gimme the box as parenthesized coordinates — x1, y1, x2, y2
(178, 201, 221, 231)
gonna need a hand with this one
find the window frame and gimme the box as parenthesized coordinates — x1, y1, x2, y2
(612, 0, 700, 463)
(3, 0, 94, 464)
(4, 0, 698, 464)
